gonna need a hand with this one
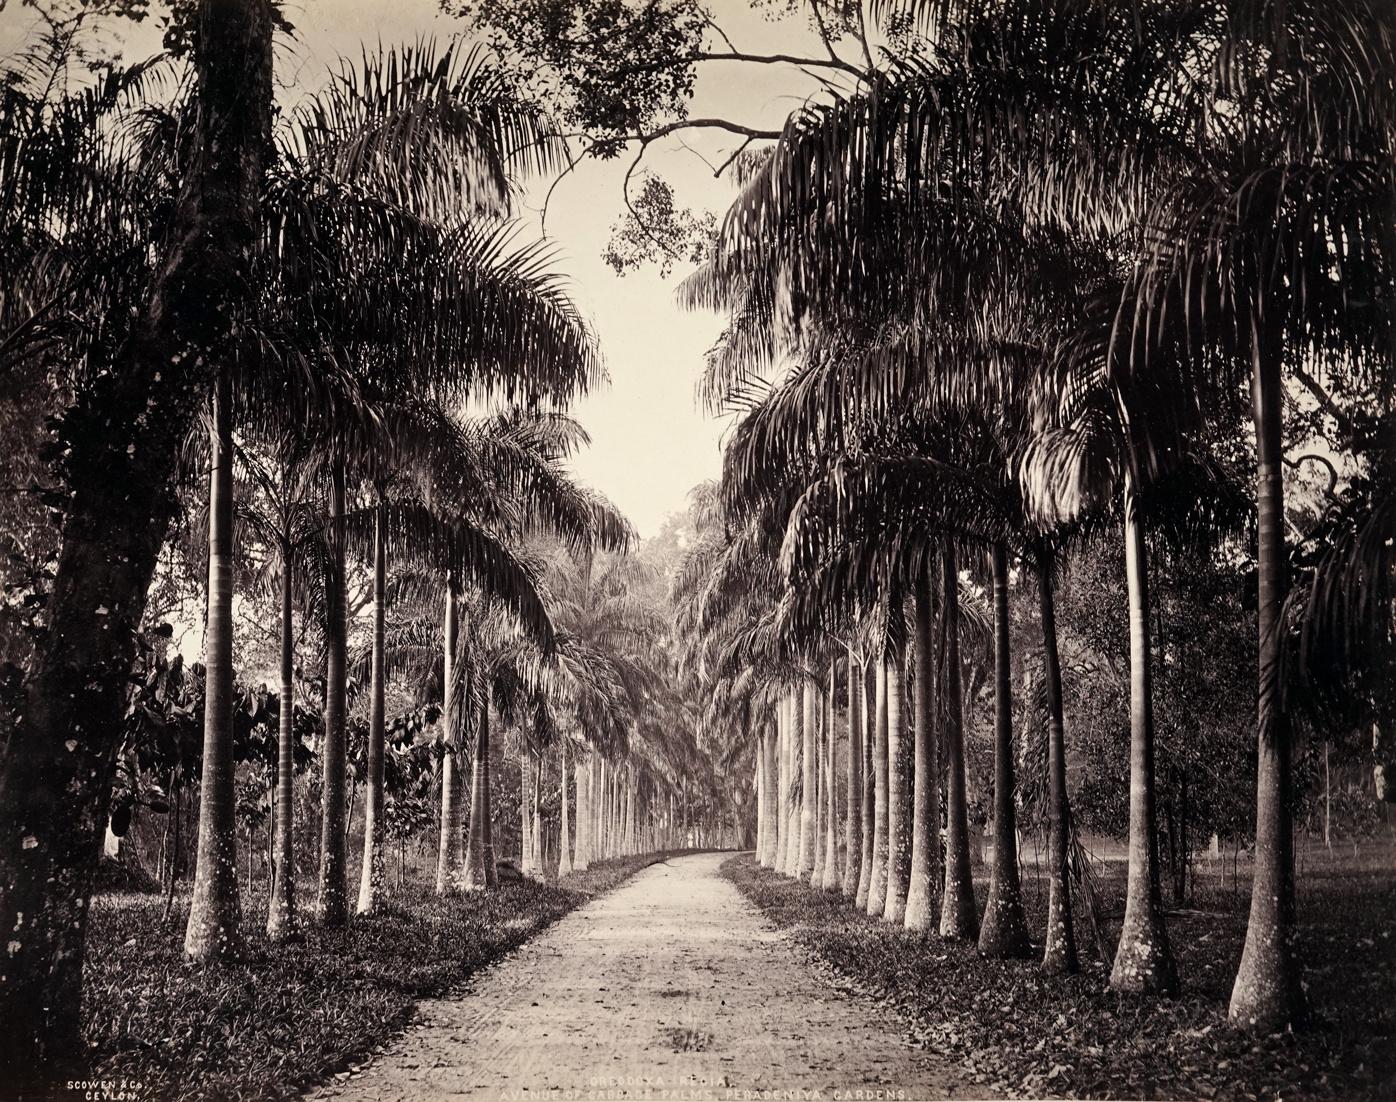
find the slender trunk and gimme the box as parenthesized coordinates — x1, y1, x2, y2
(842, 644, 864, 897)
(355, 504, 388, 915)
(558, 740, 573, 877)
(979, 544, 1032, 958)
(856, 659, 876, 908)
(763, 724, 780, 866)
(1230, 336, 1303, 1029)
(435, 577, 465, 893)
(940, 545, 978, 939)
(0, 0, 272, 1072)
(1111, 463, 1179, 992)
(520, 751, 535, 874)
(812, 683, 827, 887)
(798, 680, 818, 880)
(573, 754, 590, 871)
(185, 374, 243, 960)
(316, 461, 349, 927)
(776, 694, 793, 874)
(867, 653, 890, 916)
(755, 725, 766, 860)
(906, 559, 940, 931)
(1038, 549, 1078, 973)
(267, 549, 298, 940)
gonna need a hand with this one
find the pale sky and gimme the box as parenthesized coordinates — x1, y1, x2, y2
(2, 0, 830, 537)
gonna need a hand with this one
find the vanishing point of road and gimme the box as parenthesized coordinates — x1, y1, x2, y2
(311, 852, 964, 1102)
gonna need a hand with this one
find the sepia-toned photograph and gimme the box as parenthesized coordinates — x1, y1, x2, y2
(0, 1, 1392, 1099)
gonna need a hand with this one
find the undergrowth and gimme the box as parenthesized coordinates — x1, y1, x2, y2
(722, 854, 1394, 1101)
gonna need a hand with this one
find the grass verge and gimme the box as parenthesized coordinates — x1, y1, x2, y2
(722, 854, 1394, 1100)
(80, 852, 687, 1101)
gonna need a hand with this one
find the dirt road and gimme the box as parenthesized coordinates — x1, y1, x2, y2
(312, 852, 963, 1101)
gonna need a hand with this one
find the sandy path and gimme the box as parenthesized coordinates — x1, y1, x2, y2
(313, 852, 963, 1102)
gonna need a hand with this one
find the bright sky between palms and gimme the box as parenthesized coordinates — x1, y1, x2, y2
(0, 0, 826, 536)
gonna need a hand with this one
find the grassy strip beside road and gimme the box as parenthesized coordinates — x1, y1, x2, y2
(722, 853, 1394, 1101)
(82, 853, 689, 1101)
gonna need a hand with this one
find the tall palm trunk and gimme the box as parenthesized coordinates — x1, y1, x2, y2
(763, 724, 780, 866)
(0, 0, 273, 1071)
(1038, 548, 1078, 973)
(866, 654, 891, 916)
(520, 751, 535, 875)
(185, 373, 243, 960)
(317, 461, 349, 926)
(979, 544, 1032, 958)
(435, 575, 466, 893)
(573, 753, 590, 871)
(1230, 338, 1302, 1030)
(940, 545, 978, 940)
(798, 680, 818, 880)
(558, 740, 573, 877)
(755, 726, 766, 860)
(856, 660, 876, 908)
(1110, 463, 1178, 992)
(811, 680, 827, 886)
(463, 679, 490, 890)
(267, 548, 298, 940)
(355, 503, 388, 915)
(821, 656, 840, 891)
(906, 558, 940, 932)
(842, 644, 864, 897)
(482, 700, 497, 886)
(883, 635, 909, 925)
(776, 694, 793, 874)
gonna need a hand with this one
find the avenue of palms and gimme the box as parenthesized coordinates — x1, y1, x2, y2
(0, 1, 1391, 1099)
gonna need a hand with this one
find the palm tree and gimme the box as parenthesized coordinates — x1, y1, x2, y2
(0, 1, 274, 1058)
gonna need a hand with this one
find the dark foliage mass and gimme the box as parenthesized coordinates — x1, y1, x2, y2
(723, 856, 1395, 1101)
(82, 854, 682, 1100)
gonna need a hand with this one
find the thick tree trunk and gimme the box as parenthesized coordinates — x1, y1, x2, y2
(0, 0, 272, 1072)
(866, 654, 891, 916)
(883, 640, 909, 925)
(520, 751, 535, 875)
(557, 740, 573, 877)
(940, 546, 978, 940)
(821, 656, 840, 891)
(1037, 549, 1078, 973)
(462, 683, 489, 888)
(185, 375, 244, 961)
(435, 577, 466, 893)
(763, 724, 780, 866)
(267, 552, 298, 940)
(1230, 338, 1303, 1030)
(856, 660, 876, 908)
(1110, 464, 1179, 993)
(906, 559, 940, 932)
(483, 703, 497, 886)
(842, 645, 864, 897)
(355, 504, 388, 915)
(811, 692, 826, 887)
(798, 680, 818, 880)
(317, 462, 349, 926)
(573, 754, 590, 871)
(979, 545, 1032, 958)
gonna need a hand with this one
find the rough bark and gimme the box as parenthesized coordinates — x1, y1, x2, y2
(0, 0, 272, 1072)
(905, 559, 940, 932)
(1110, 464, 1179, 993)
(940, 546, 978, 940)
(184, 375, 244, 961)
(355, 503, 388, 915)
(820, 656, 840, 891)
(842, 645, 864, 897)
(267, 552, 298, 940)
(1038, 549, 1078, 973)
(1230, 337, 1304, 1030)
(866, 654, 890, 917)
